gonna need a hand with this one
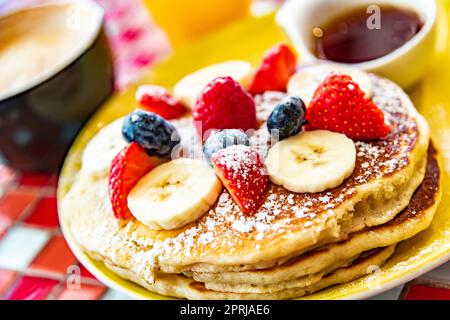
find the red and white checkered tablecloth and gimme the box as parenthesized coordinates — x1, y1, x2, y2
(0, 0, 449, 300)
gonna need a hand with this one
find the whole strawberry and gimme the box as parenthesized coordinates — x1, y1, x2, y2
(136, 85, 186, 120)
(249, 43, 297, 94)
(211, 145, 268, 214)
(108, 142, 158, 220)
(305, 73, 390, 141)
(193, 76, 257, 141)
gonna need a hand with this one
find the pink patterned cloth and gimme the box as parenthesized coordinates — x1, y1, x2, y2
(96, 0, 171, 89)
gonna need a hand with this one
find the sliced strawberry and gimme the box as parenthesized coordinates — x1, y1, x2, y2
(305, 73, 391, 141)
(108, 142, 158, 220)
(211, 145, 268, 214)
(249, 43, 297, 94)
(136, 85, 187, 120)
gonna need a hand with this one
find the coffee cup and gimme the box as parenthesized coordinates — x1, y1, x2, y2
(0, 0, 114, 172)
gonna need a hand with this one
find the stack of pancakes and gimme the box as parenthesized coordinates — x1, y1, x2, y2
(61, 74, 442, 299)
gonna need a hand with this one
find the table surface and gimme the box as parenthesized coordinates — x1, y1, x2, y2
(0, 0, 449, 300)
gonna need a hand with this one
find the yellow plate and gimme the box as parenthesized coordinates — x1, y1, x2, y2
(58, 5, 450, 300)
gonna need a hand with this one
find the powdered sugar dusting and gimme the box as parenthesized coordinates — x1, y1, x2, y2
(212, 145, 268, 213)
(254, 91, 286, 124)
(158, 75, 420, 258)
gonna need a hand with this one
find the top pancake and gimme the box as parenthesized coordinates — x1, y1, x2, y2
(62, 73, 429, 275)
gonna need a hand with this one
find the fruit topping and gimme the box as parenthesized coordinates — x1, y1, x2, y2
(265, 130, 356, 193)
(305, 73, 390, 140)
(108, 142, 158, 220)
(136, 85, 187, 120)
(287, 64, 373, 107)
(127, 158, 222, 230)
(203, 129, 250, 164)
(173, 60, 253, 109)
(122, 110, 180, 157)
(249, 43, 297, 94)
(81, 118, 128, 177)
(211, 145, 268, 214)
(193, 76, 257, 141)
(267, 95, 307, 140)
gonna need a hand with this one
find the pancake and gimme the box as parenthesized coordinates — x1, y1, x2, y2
(188, 145, 441, 290)
(199, 254, 359, 293)
(60, 73, 435, 299)
(63, 143, 440, 299)
(174, 153, 427, 273)
(100, 245, 396, 300)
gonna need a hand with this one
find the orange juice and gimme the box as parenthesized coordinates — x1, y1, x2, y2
(143, 0, 252, 48)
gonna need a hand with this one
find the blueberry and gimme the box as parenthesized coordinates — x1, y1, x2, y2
(267, 95, 306, 140)
(122, 110, 180, 157)
(203, 129, 250, 164)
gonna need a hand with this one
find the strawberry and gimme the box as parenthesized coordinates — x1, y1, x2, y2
(193, 76, 257, 141)
(108, 142, 158, 219)
(211, 145, 268, 214)
(305, 73, 390, 141)
(249, 43, 297, 94)
(136, 85, 186, 120)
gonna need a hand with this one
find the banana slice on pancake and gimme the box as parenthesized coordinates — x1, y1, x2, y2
(81, 118, 127, 177)
(128, 158, 222, 230)
(173, 60, 253, 109)
(265, 130, 356, 193)
(287, 64, 373, 107)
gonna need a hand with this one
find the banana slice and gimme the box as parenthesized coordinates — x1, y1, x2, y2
(81, 118, 128, 178)
(265, 130, 356, 193)
(173, 60, 253, 109)
(287, 64, 373, 107)
(128, 158, 222, 230)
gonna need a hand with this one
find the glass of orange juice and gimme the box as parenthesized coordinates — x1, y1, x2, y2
(142, 0, 252, 48)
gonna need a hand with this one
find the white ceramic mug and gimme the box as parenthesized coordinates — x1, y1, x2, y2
(276, 0, 438, 88)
